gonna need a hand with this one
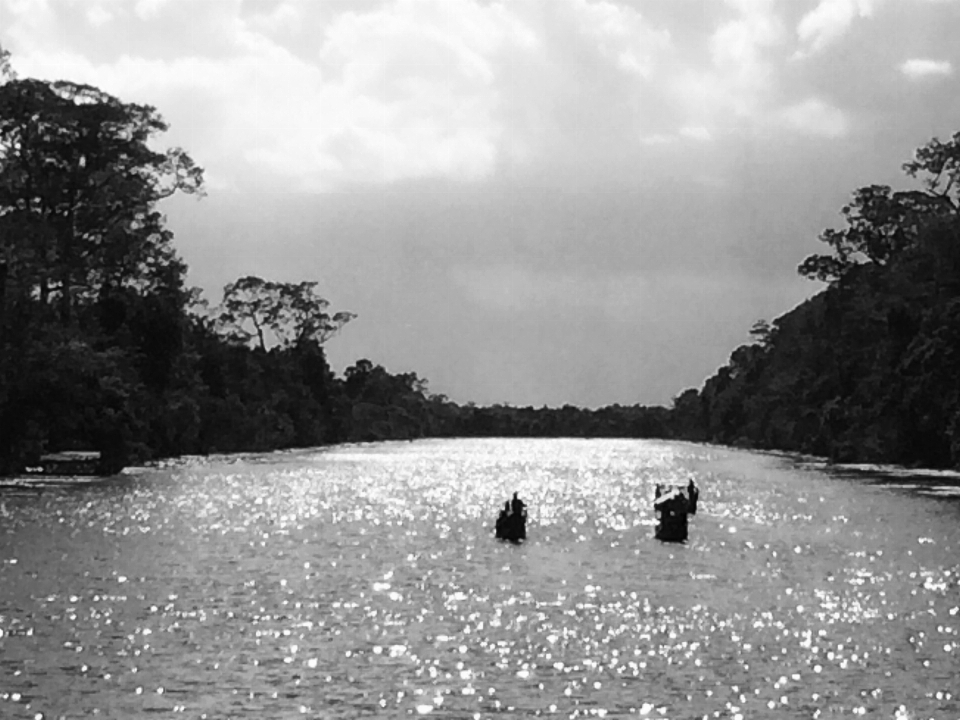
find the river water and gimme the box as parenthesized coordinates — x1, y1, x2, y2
(1, 438, 958, 719)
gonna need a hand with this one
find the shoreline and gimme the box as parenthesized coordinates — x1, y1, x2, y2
(4, 438, 960, 498)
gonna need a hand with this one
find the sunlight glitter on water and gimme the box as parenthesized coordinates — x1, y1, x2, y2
(1, 438, 959, 718)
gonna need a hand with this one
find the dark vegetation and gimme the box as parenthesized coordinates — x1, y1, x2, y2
(671, 132, 960, 467)
(0, 53, 670, 475)
(2, 49, 959, 473)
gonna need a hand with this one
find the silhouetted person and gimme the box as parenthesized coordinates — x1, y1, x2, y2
(495, 501, 511, 538)
(655, 484, 663, 499)
(687, 478, 699, 514)
(654, 486, 689, 542)
(511, 491, 526, 517)
(496, 497, 527, 542)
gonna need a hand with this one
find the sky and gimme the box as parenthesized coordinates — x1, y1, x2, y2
(2, 0, 959, 408)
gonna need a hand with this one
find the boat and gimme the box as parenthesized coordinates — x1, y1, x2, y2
(654, 488, 689, 542)
(495, 507, 527, 543)
(24, 451, 105, 476)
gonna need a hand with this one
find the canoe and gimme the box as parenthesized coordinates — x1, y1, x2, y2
(24, 451, 104, 476)
(654, 489, 689, 542)
(495, 509, 527, 543)
(655, 514, 688, 542)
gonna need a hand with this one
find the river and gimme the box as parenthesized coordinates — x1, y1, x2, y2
(1, 438, 958, 719)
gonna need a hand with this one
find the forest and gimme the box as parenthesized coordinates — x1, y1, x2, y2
(670, 131, 960, 467)
(0, 54, 670, 475)
(2, 50, 959, 474)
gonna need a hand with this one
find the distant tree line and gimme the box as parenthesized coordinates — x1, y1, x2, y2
(3, 49, 960, 473)
(668, 131, 960, 468)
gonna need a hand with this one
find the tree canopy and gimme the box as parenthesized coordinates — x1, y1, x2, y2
(0, 77, 204, 323)
(214, 275, 357, 351)
(675, 131, 960, 467)
(798, 134, 960, 284)
(4, 51, 960, 473)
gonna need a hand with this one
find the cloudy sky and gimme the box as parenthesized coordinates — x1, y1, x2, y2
(2, 0, 959, 408)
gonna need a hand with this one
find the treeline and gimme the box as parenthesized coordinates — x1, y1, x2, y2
(0, 58, 668, 475)
(669, 132, 960, 467)
(5, 52, 960, 474)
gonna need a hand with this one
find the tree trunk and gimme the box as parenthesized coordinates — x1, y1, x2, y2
(0, 260, 7, 321)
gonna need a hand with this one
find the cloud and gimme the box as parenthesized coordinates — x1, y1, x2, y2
(488, 0, 674, 173)
(85, 4, 113, 27)
(642, 126, 713, 145)
(134, 0, 170, 21)
(779, 97, 849, 137)
(796, 0, 879, 56)
(680, 126, 712, 142)
(451, 263, 651, 321)
(668, 0, 784, 130)
(900, 57, 953, 79)
(567, 0, 670, 79)
(449, 258, 748, 326)
(1, 0, 723, 191)
(5, 0, 951, 193)
(3, 0, 688, 189)
(313, 0, 540, 186)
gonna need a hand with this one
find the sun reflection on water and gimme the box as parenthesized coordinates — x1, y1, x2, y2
(0, 438, 958, 718)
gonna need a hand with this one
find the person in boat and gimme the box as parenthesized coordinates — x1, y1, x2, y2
(655, 488, 689, 542)
(655, 483, 663, 499)
(495, 501, 511, 537)
(687, 478, 699, 513)
(511, 492, 526, 518)
(655, 486, 687, 515)
(496, 496, 527, 541)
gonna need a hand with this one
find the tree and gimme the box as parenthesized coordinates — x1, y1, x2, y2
(215, 275, 356, 350)
(670, 388, 704, 440)
(0, 67, 204, 473)
(0, 78, 204, 323)
(749, 319, 774, 347)
(902, 131, 960, 201)
(0, 44, 14, 83)
(799, 134, 960, 285)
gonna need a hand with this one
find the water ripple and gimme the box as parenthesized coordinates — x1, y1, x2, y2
(1, 439, 958, 718)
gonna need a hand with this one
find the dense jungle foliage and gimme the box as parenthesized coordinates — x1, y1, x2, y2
(0, 57, 668, 474)
(670, 131, 960, 467)
(2, 51, 959, 473)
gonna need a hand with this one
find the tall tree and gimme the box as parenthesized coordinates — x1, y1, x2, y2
(0, 64, 205, 472)
(215, 276, 356, 350)
(0, 78, 204, 323)
(799, 133, 960, 284)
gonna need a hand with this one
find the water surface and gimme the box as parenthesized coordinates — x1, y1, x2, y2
(1, 438, 958, 718)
